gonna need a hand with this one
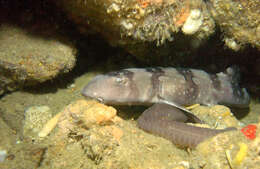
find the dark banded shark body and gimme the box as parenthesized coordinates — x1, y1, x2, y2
(82, 67, 250, 148)
(82, 67, 250, 108)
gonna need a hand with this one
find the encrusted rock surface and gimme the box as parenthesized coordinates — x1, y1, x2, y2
(0, 24, 76, 95)
(36, 102, 260, 169)
(0, 0, 259, 96)
(56, 99, 118, 136)
(0, 88, 259, 168)
(190, 122, 260, 169)
(54, 0, 215, 60)
(54, 0, 260, 54)
(208, 0, 260, 50)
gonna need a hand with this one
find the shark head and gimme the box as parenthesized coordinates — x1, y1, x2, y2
(81, 70, 139, 105)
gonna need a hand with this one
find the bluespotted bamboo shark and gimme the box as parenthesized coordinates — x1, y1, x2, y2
(82, 66, 250, 148)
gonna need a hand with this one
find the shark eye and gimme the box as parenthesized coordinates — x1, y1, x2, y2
(114, 76, 128, 85)
(115, 77, 123, 83)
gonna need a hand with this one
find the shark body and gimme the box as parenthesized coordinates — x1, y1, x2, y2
(81, 66, 249, 148)
(82, 67, 250, 108)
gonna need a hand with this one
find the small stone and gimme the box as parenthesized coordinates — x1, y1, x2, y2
(23, 106, 52, 137)
(0, 149, 7, 163)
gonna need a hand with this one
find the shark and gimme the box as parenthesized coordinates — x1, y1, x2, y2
(82, 66, 250, 147)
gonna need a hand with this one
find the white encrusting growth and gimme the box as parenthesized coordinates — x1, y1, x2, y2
(182, 9, 203, 35)
(0, 150, 7, 162)
(224, 38, 241, 51)
(107, 3, 120, 13)
(121, 20, 133, 30)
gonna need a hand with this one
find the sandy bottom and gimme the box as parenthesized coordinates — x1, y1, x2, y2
(0, 68, 259, 169)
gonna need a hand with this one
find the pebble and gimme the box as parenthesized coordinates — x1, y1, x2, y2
(0, 149, 7, 162)
(23, 106, 52, 137)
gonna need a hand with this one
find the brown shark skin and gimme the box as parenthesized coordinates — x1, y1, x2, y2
(137, 104, 236, 148)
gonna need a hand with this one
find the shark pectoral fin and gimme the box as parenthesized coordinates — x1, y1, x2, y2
(142, 103, 189, 123)
(157, 99, 203, 124)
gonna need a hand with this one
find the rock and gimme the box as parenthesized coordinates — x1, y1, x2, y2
(0, 24, 76, 95)
(54, 0, 215, 60)
(39, 102, 188, 169)
(0, 117, 16, 152)
(57, 100, 117, 135)
(208, 0, 260, 50)
(38, 100, 118, 138)
(23, 105, 53, 138)
(191, 105, 241, 129)
(190, 122, 260, 169)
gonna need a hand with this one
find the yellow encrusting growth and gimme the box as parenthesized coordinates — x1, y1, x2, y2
(233, 142, 248, 166)
(38, 112, 62, 138)
(220, 110, 232, 117)
(185, 104, 200, 110)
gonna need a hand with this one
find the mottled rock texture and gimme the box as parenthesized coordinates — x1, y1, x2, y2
(54, 0, 215, 60)
(208, 0, 260, 50)
(0, 24, 76, 95)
